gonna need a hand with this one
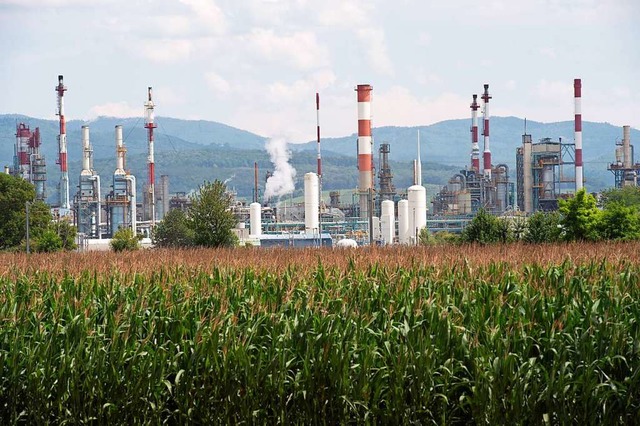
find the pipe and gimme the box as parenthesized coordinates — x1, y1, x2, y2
(574, 78, 583, 191)
(91, 174, 101, 239)
(124, 175, 136, 235)
(416, 130, 422, 186)
(115, 125, 125, 173)
(481, 84, 492, 179)
(81, 126, 92, 175)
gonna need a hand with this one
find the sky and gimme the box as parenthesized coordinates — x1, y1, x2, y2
(0, 0, 638, 142)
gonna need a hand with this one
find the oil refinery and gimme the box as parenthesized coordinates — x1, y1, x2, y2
(4, 75, 639, 250)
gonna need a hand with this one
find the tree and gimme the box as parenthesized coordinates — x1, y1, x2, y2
(110, 228, 140, 252)
(600, 186, 640, 209)
(460, 209, 510, 244)
(33, 229, 63, 253)
(558, 189, 601, 241)
(152, 209, 195, 248)
(599, 202, 640, 241)
(0, 174, 51, 250)
(188, 180, 238, 248)
(524, 211, 562, 244)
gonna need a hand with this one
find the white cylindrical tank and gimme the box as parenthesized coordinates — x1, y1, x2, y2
(250, 202, 261, 236)
(408, 185, 427, 245)
(381, 200, 395, 245)
(398, 199, 409, 244)
(304, 172, 319, 235)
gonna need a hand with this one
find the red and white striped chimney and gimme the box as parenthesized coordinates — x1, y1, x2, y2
(574, 78, 583, 191)
(470, 94, 480, 173)
(56, 75, 70, 210)
(356, 84, 373, 218)
(145, 87, 157, 224)
(481, 84, 492, 178)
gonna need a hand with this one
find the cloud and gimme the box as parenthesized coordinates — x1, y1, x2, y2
(204, 72, 232, 95)
(137, 39, 195, 63)
(244, 29, 330, 70)
(87, 101, 140, 119)
(374, 87, 468, 127)
(178, 0, 227, 34)
(355, 28, 394, 76)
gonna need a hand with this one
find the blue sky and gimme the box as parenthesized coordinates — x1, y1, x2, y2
(0, 0, 637, 141)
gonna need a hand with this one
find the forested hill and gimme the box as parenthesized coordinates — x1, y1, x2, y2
(1, 114, 635, 200)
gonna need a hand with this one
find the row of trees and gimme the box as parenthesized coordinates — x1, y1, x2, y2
(449, 188, 640, 245)
(152, 180, 238, 249)
(0, 173, 75, 252)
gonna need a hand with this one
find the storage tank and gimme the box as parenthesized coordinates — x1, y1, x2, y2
(397, 199, 409, 244)
(380, 199, 395, 245)
(407, 185, 427, 244)
(250, 202, 261, 236)
(304, 172, 319, 235)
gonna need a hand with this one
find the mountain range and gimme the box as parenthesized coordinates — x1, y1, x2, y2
(1, 114, 636, 203)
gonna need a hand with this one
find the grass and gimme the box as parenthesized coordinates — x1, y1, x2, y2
(0, 243, 639, 423)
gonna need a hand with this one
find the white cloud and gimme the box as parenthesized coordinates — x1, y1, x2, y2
(539, 47, 557, 59)
(244, 29, 330, 70)
(355, 28, 394, 76)
(374, 86, 468, 127)
(137, 39, 195, 63)
(87, 101, 140, 119)
(178, 0, 227, 34)
(205, 72, 232, 95)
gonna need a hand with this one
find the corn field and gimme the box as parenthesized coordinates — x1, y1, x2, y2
(1, 243, 639, 423)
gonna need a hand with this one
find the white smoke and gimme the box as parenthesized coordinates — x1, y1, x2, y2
(264, 137, 296, 199)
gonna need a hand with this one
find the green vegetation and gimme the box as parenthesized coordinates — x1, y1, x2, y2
(152, 209, 195, 248)
(110, 228, 140, 252)
(523, 211, 563, 244)
(1, 258, 639, 423)
(460, 208, 512, 244)
(0, 173, 76, 252)
(188, 180, 238, 248)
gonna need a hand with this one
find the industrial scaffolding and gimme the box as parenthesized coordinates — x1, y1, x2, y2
(516, 135, 576, 213)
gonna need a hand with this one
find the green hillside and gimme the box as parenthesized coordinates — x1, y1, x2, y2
(2, 114, 635, 201)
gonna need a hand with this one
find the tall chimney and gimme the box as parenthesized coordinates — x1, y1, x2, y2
(356, 84, 373, 219)
(470, 94, 480, 173)
(481, 84, 492, 179)
(574, 78, 583, 191)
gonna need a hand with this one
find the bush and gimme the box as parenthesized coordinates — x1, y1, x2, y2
(461, 209, 510, 244)
(524, 211, 562, 244)
(110, 228, 140, 252)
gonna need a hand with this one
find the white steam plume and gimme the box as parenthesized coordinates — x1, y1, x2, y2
(264, 137, 296, 199)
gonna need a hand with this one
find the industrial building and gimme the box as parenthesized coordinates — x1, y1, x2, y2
(431, 84, 512, 217)
(608, 125, 639, 188)
(515, 79, 582, 213)
(10, 123, 47, 201)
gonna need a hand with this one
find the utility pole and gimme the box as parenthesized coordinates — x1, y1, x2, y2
(25, 201, 30, 254)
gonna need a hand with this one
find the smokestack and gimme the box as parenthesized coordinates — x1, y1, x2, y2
(416, 130, 422, 186)
(356, 84, 373, 219)
(144, 87, 157, 225)
(481, 84, 492, 179)
(623, 125, 631, 169)
(56, 75, 70, 209)
(316, 93, 322, 178)
(81, 126, 92, 176)
(574, 78, 583, 191)
(115, 125, 125, 173)
(470, 94, 480, 173)
(254, 161, 259, 203)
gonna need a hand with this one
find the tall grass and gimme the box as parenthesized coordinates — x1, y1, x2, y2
(0, 245, 639, 423)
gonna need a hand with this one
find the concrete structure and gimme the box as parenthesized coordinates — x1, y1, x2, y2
(356, 84, 373, 219)
(105, 125, 136, 236)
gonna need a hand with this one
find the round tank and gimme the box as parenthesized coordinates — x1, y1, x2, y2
(407, 185, 427, 244)
(304, 172, 319, 235)
(380, 200, 395, 245)
(397, 199, 409, 244)
(458, 190, 472, 214)
(250, 202, 261, 236)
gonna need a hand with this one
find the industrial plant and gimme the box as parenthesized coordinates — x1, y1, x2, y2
(4, 75, 639, 249)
